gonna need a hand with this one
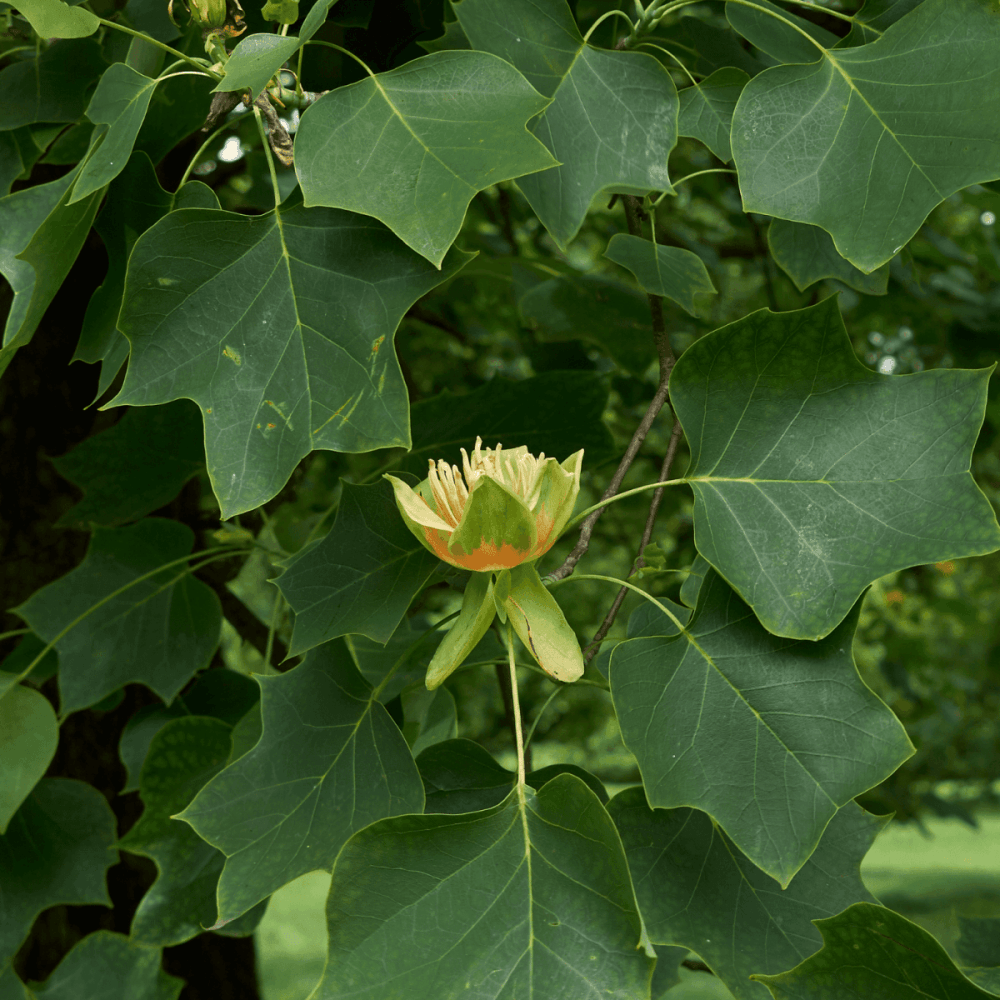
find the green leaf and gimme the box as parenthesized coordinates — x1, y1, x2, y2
(0, 40, 106, 132)
(312, 774, 654, 999)
(0, 128, 41, 196)
(958, 916, 1000, 969)
(726, 0, 837, 65)
(731, 0, 1000, 273)
(15, 519, 222, 715)
(839, 0, 925, 47)
(518, 273, 656, 375)
(217, 0, 341, 95)
(214, 34, 300, 97)
(417, 737, 514, 814)
(28, 931, 182, 1000)
(110, 195, 473, 518)
(604, 233, 717, 315)
(118, 668, 259, 793)
(0, 686, 58, 835)
(672, 296, 1000, 640)
(752, 902, 996, 999)
(653, 16, 764, 78)
(0, 166, 103, 378)
(178, 640, 424, 921)
(71, 64, 157, 203)
(276, 479, 441, 654)
(418, 17, 470, 53)
(120, 716, 267, 945)
(609, 790, 887, 999)
(74, 152, 218, 400)
(346, 617, 438, 702)
(455, 0, 679, 249)
(53, 402, 205, 527)
(676, 66, 749, 163)
(0, 779, 117, 978)
(610, 567, 912, 885)
(402, 370, 615, 475)
(402, 684, 457, 756)
(10, 0, 98, 36)
(295, 50, 556, 267)
(768, 218, 889, 295)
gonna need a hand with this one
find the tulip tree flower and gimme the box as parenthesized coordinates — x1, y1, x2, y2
(385, 439, 585, 688)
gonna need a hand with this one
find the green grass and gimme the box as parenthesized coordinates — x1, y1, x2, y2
(254, 814, 1000, 999)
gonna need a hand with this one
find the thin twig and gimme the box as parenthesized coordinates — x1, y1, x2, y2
(583, 419, 683, 662)
(548, 195, 675, 582)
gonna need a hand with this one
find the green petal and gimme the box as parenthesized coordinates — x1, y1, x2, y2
(533, 450, 583, 552)
(503, 564, 584, 683)
(384, 474, 452, 532)
(447, 476, 538, 571)
(425, 573, 496, 689)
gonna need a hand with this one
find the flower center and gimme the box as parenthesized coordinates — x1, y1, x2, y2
(426, 437, 546, 528)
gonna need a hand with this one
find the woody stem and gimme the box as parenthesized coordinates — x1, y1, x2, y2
(548, 195, 676, 582)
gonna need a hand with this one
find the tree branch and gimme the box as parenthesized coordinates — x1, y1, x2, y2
(548, 195, 675, 582)
(583, 419, 682, 662)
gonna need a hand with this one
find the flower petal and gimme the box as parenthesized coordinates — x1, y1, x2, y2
(384, 474, 453, 532)
(425, 573, 496, 689)
(447, 476, 538, 572)
(503, 564, 584, 683)
(531, 450, 583, 557)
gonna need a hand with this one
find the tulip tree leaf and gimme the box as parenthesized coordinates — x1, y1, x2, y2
(518, 274, 656, 375)
(215, 35, 301, 96)
(217, 0, 345, 96)
(417, 737, 515, 814)
(54, 401, 205, 528)
(677, 67, 749, 162)
(0, 40, 106, 132)
(957, 916, 1000, 970)
(276, 479, 441, 655)
(15, 519, 223, 715)
(839, 0, 925, 47)
(752, 902, 997, 1000)
(609, 790, 887, 999)
(672, 296, 1000, 641)
(312, 774, 654, 999)
(71, 64, 157, 204)
(610, 567, 913, 886)
(726, 0, 837, 65)
(0, 779, 117, 979)
(604, 233, 717, 315)
(768, 218, 889, 295)
(0, 686, 58, 835)
(74, 152, 219, 400)
(731, 0, 1000, 273)
(455, 0, 679, 249)
(120, 716, 267, 946)
(27, 931, 182, 1000)
(9, 0, 99, 37)
(110, 196, 472, 518)
(294, 50, 557, 267)
(403, 370, 615, 474)
(118, 669, 260, 793)
(0, 167, 102, 378)
(178, 641, 424, 921)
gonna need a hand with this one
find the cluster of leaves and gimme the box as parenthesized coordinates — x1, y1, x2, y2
(2, 0, 1000, 997)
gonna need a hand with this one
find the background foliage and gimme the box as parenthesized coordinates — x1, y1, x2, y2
(1, 0, 999, 997)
